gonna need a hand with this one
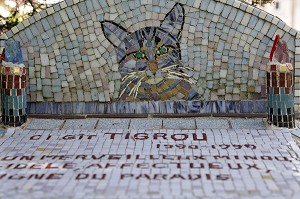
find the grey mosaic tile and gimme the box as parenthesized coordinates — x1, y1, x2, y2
(230, 118, 266, 129)
(96, 118, 130, 129)
(62, 119, 98, 130)
(196, 117, 230, 129)
(163, 118, 196, 129)
(129, 118, 162, 129)
(27, 119, 64, 130)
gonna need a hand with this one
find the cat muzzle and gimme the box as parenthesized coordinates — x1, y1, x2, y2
(148, 60, 158, 74)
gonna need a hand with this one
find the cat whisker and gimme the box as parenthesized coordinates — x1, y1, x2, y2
(168, 71, 190, 78)
(166, 74, 196, 84)
(122, 72, 137, 82)
(182, 66, 193, 71)
(128, 75, 146, 97)
(119, 76, 140, 98)
(161, 64, 179, 71)
(122, 71, 146, 82)
(134, 76, 146, 98)
(161, 64, 193, 73)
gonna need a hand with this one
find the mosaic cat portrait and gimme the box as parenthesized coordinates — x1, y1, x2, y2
(101, 3, 198, 101)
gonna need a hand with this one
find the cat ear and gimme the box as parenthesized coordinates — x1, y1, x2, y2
(161, 3, 184, 39)
(101, 21, 129, 47)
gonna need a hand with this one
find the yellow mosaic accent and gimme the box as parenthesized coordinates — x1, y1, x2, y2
(279, 65, 286, 72)
(13, 67, 20, 75)
(266, 64, 270, 72)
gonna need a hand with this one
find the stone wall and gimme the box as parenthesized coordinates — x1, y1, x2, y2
(0, 0, 299, 114)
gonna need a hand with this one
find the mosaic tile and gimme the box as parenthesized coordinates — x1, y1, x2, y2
(130, 118, 162, 129)
(196, 117, 229, 129)
(267, 35, 295, 129)
(26, 119, 64, 130)
(1, 41, 27, 126)
(96, 118, 130, 129)
(230, 118, 266, 129)
(0, 0, 299, 113)
(62, 119, 98, 130)
(1, 122, 300, 198)
(163, 118, 196, 129)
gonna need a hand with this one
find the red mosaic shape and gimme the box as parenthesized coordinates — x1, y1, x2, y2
(5, 89, 11, 96)
(8, 75, 13, 82)
(21, 81, 26, 88)
(17, 89, 22, 96)
(7, 81, 12, 89)
(14, 81, 20, 89)
(4, 67, 10, 74)
(285, 87, 290, 94)
(270, 34, 290, 63)
(22, 67, 26, 75)
(270, 65, 277, 71)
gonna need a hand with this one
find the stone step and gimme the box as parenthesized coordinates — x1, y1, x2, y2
(24, 118, 275, 130)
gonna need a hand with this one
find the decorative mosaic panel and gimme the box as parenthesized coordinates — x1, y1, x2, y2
(0, 41, 27, 126)
(101, 4, 198, 101)
(0, 0, 299, 112)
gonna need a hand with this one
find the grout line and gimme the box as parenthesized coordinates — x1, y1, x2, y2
(94, 119, 100, 130)
(59, 120, 67, 130)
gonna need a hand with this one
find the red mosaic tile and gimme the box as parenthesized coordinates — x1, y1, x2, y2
(272, 79, 277, 87)
(14, 81, 20, 89)
(21, 81, 26, 88)
(4, 67, 10, 74)
(270, 64, 276, 71)
(274, 87, 279, 94)
(8, 75, 13, 82)
(22, 67, 26, 75)
(7, 81, 12, 89)
(5, 89, 11, 96)
(279, 73, 285, 81)
(279, 80, 285, 87)
(14, 75, 20, 82)
(17, 89, 22, 96)
(285, 87, 290, 94)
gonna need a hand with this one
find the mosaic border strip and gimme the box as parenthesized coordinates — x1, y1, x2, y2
(27, 100, 267, 115)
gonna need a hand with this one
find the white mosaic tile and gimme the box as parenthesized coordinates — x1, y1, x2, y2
(0, 127, 300, 198)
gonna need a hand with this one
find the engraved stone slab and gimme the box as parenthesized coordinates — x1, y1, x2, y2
(62, 119, 98, 130)
(129, 118, 162, 129)
(230, 118, 266, 129)
(163, 118, 196, 129)
(26, 119, 64, 130)
(0, 127, 299, 198)
(96, 118, 130, 129)
(196, 118, 230, 129)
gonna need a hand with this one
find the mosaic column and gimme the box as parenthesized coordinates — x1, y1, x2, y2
(267, 35, 295, 129)
(0, 41, 27, 127)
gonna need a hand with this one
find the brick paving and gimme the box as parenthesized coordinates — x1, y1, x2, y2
(0, 118, 300, 198)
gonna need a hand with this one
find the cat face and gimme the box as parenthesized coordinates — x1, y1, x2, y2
(102, 4, 198, 101)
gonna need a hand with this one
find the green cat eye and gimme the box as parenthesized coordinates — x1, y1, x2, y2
(134, 51, 145, 59)
(157, 46, 168, 55)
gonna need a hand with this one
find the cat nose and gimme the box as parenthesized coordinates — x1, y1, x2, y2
(148, 60, 158, 74)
